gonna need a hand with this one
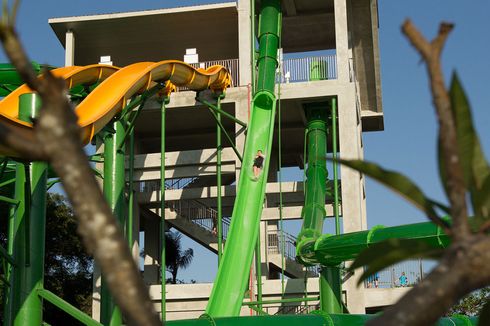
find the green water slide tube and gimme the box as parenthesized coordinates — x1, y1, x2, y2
(296, 103, 328, 264)
(299, 220, 450, 267)
(205, 0, 281, 317)
(166, 313, 477, 326)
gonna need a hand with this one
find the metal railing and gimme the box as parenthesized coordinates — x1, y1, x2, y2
(364, 259, 426, 289)
(280, 55, 337, 83)
(139, 177, 196, 193)
(177, 58, 240, 90)
(267, 229, 297, 261)
(167, 199, 231, 239)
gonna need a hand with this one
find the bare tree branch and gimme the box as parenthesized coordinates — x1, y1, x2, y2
(402, 20, 469, 241)
(0, 14, 161, 326)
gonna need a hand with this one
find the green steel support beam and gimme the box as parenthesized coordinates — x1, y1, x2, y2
(101, 118, 126, 326)
(206, 106, 243, 162)
(216, 95, 223, 264)
(38, 289, 103, 326)
(197, 97, 247, 128)
(0, 244, 15, 266)
(160, 97, 168, 323)
(0, 195, 19, 205)
(205, 0, 281, 317)
(4, 162, 25, 325)
(10, 93, 48, 326)
(244, 296, 319, 306)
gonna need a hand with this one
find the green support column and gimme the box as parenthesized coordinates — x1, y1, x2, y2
(10, 93, 48, 325)
(160, 97, 168, 323)
(101, 118, 125, 326)
(216, 96, 223, 264)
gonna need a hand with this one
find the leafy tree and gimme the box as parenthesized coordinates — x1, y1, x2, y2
(165, 231, 194, 284)
(449, 288, 490, 317)
(0, 192, 92, 325)
(43, 193, 93, 325)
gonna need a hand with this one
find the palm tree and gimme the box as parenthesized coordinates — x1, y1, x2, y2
(165, 231, 194, 284)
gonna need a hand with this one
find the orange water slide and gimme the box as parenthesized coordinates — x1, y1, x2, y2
(0, 60, 230, 157)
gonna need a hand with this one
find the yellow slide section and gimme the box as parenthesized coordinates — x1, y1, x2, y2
(0, 60, 230, 157)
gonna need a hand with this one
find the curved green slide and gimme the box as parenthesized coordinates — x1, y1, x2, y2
(205, 0, 281, 317)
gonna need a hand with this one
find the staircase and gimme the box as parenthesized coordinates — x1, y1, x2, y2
(267, 229, 319, 278)
(140, 177, 316, 278)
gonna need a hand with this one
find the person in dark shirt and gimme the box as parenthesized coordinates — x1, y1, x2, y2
(253, 150, 265, 179)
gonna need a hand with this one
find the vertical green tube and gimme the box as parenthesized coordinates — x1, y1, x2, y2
(160, 98, 167, 322)
(319, 267, 342, 313)
(11, 93, 47, 326)
(101, 118, 125, 326)
(217, 96, 223, 264)
(296, 104, 328, 252)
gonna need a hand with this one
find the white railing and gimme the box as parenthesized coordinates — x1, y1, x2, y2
(280, 55, 337, 83)
(364, 259, 426, 289)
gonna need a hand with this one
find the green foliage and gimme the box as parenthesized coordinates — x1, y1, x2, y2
(0, 192, 92, 325)
(43, 193, 93, 325)
(448, 287, 490, 317)
(348, 238, 444, 285)
(336, 158, 449, 223)
(448, 73, 490, 225)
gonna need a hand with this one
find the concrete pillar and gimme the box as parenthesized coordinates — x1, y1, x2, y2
(337, 85, 366, 313)
(334, 0, 350, 83)
(237, 0, 252, 86)
(144, 214, 161, 285)
(64, 30, 75, 67)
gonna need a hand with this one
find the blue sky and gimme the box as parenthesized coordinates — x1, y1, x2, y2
(2, 1, 488, 282)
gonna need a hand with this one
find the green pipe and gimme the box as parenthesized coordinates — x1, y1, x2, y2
(206, 107, 243, 162)
(101, 118, 125, 325)
(11, 93, 48, 326)
(198, 98, 247, 128)
(319, 267, 342, 313)
(0, 62, 47, 96)
(160, 97, 168, 322)
(244, 296, 319, 306)
(205, 0, 281, 317)
(296, 103, 328, 264)
(310, 221, 450, 266)
(38, 289, 103, 326)
(217, 96, 223, 264)
(331, 98, 340, 235)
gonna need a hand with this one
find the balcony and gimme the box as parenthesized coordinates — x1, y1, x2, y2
(280, 54, 337, 83)
(177, 54, 337, 91)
